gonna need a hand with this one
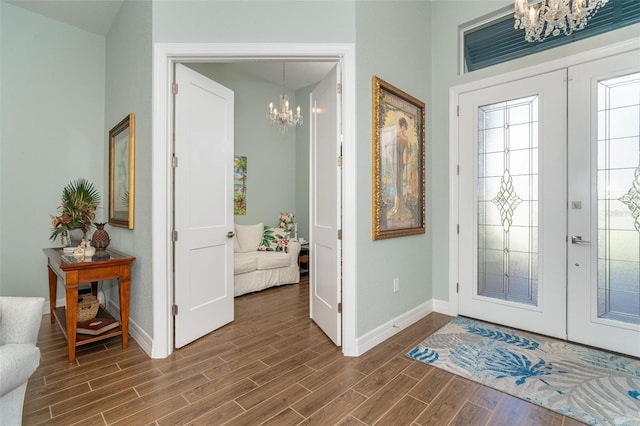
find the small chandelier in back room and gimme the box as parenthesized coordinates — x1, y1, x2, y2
(514, 0, 608, 43)
(267, 62, 303, 133)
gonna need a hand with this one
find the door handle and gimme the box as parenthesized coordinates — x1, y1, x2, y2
(226, 231, 235, 238)
(571, 236, 591, 244)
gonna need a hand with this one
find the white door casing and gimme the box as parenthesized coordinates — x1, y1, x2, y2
(152, 43, 358, 359)
(310, 64, 342, 345)
(173, 64, 234, 348)
(567, 49, 640, 357)
(458, 69, 568, 339)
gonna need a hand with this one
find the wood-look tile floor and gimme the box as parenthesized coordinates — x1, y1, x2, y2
(23, 277, 584, 425)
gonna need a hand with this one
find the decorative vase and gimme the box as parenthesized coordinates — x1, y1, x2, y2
(68, 228, 85, 246)
(91, 223, 111, 256)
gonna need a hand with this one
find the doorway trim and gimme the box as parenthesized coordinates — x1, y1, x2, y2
(151, 43, 357, 359)
(448, 38, 640, 319)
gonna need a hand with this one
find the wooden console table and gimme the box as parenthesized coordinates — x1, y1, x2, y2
(44, 247, 136, 363)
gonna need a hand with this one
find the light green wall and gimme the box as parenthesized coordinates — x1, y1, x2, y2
(152, 0, 433, 338)
(185, 63, 299, 228)
(104, 0, 153, 334)
(429, 1, 640, 302)
(152, 1, 356, 42)
(430, 1, 506, 302)
(1, 0, 435, 342)
(0, 2, 105, 297)
(354, 1, 432, 335)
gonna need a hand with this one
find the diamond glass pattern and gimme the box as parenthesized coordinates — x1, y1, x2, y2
(598, 72, 640, 325)
(477, 96, 538, 306)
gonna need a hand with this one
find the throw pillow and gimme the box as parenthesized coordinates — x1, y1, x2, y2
(235, 223, 264, 253)
(260, 226, 288, 252)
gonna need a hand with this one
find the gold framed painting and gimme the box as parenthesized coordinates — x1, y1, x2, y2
(372, 76, 425, 240)
(108, 113, 135, 229)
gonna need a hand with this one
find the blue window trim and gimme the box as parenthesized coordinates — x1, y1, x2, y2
(464, 0, 640, 73)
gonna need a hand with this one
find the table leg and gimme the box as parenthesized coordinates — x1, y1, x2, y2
(65, 272, 79, 364)
(119, 267, 131, 349)
(47, 265, 57, 323)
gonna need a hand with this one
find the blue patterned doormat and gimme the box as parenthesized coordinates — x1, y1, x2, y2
(407, 316, 640, 425)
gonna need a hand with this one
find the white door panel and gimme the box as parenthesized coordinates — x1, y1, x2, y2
(310, 64, 342, 345)
(458, 70, 567, 339)
(568, 49, 640, 357)
(174, 63, 234, 348)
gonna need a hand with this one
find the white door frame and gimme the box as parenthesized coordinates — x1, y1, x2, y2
(449, 38, 640, 318)
(151, 43, 357, 359)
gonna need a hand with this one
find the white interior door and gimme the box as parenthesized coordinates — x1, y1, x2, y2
(567, 49, 640, 357)
(310, 64, 342, 345)
(458, 70, 567, 339)
(174, 63, 234, 348)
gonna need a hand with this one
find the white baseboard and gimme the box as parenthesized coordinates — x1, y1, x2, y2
(355, 299, 434, 356)
(432, 298, 450, 315)
(105, 297, 153, 358)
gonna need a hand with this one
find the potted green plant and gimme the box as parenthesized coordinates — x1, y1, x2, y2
(49, 178, 101, 244)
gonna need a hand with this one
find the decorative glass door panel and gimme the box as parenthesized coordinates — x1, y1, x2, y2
(477, 96, 539, 306)
(568, 49, 640, 357)
(458, 69, 567, 339)
(597, 72, 640, 326)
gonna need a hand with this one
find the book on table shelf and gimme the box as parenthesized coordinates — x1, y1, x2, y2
(76, 317, 119, 335)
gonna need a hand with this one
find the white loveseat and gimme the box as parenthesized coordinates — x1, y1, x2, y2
(0, 296, 44, 426)
(234, 223, 301, 296)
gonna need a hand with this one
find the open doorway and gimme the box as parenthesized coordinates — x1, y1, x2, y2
(151, 43, 357, 360)
(172, 60, 339, 348)
(182, 60, 334, 255)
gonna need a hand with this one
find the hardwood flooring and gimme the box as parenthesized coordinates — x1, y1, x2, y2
(23, 277, 584, 425)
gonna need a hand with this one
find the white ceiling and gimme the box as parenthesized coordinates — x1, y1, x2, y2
(7, 0, 335, 90)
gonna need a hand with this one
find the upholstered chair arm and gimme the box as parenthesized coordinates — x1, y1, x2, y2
(0, 297, 44, 345)
(288, 241, 301, 265)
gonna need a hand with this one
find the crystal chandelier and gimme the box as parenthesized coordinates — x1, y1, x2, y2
(514, 0, 608, 42)
(267, 63, 303, 133)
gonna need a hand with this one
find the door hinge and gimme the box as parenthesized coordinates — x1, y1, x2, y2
(172, 155, 178, 168)
(456, 282, 459, 293)
(337, 83, 342, 94)
(338, 302, 342, 313)
(337, 156, 342, 168)
(338, 229, 342, 240)
(172, 304, 178, 316)
(457, 224, 459, 234)
(456, 105, 460, 116)
(457, 165, 460, 176)
(172, 83, 179, 94)
(172, 230, 178, 242)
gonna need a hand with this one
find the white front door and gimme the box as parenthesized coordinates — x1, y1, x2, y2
(310, 64, 342, 345)
(567, 50, 640, 357)
(458, 70, 568, 339)
(173, 63, 235, 348)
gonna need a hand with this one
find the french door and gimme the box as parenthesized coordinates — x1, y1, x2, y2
(458, 69, 568, 339)
(458, 50, 640, 357)
(174, 64, 235, 348)
(567, 50, 640, 357)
